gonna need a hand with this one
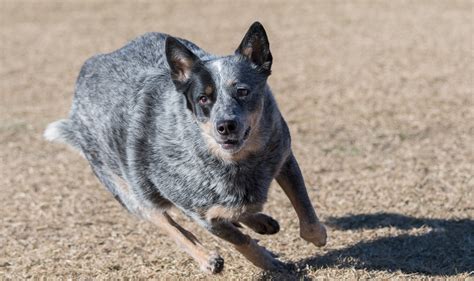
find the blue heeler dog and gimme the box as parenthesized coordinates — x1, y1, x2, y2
(44, 22, 327, 273)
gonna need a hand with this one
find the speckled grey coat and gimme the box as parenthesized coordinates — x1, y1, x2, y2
(47, 31, 289, 222)
(45, 22, 326, 273)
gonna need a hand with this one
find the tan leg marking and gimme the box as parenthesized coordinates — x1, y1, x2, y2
(234, 236, 285, 271)
(207, 221, 285, 271)
(203, 205, 284, 270)
(146, 211, 224, 274)
(206, 205, 241, 221)
(205, 204, 262, 222)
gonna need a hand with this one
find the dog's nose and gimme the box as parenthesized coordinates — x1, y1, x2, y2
(216, 120, 238, 136)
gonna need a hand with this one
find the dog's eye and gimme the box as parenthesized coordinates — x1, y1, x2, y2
(198, 96, 209, 104)
(237, 88, 249, 97)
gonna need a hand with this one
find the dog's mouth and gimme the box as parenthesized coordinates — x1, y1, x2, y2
(218, 127, 251, 153)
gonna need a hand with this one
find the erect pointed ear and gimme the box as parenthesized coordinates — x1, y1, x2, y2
(165, 36, 199, 83)
(235, 21, 272, 75)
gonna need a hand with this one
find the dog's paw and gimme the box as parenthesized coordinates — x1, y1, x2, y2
(300, 222, 327, 247)
(200, 252, 224, 274)
(242, 213, 280, 235)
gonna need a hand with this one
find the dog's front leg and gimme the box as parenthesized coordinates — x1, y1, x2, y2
(276, 152, 327, 247)
(205, 220, 285, 271)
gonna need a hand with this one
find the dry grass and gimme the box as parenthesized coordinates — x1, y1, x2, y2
(1, 0, 472, 279)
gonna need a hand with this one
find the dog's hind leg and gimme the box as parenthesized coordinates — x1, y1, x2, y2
(276, 152, 327, 247)
(239, 213, 280, 235)
(89, 164, 223, 273)
(204, 218, 285, 271)
(144, 210, 224, 274)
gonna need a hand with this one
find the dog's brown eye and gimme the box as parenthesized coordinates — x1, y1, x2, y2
(199, 96, 209, 104)
(237, 88, 249, 97)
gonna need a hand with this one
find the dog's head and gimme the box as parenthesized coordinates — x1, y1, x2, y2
(165, 22, 272, 159)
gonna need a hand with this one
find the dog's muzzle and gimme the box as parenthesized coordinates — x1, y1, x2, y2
(218, 126, 251, 153)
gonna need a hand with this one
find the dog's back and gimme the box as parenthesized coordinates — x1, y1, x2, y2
(46, 33, 211, 172)
(45, 33, 201, 210)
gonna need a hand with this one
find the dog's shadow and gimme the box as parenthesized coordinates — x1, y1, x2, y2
(259, 213, 473, 280)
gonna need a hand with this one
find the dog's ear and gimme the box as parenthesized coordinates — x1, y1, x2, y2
(166, 36, 199, 84)
(235, 21, 272, 75)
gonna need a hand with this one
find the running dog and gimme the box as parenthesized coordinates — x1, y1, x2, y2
(44, 22, 327, 273)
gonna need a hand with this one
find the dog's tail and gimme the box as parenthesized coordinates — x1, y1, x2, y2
(44, 119, 82, 152)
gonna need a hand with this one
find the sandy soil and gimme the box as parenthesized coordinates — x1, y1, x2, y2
(1, 0, 472, 279)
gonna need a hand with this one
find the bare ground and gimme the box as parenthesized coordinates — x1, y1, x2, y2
(1, 0, 473, 279)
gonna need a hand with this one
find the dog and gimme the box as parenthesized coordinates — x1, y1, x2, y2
(44, 22, 327, 274)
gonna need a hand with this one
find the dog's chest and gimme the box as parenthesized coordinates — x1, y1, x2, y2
(152, 151, 283, 214)
(195, 160, 275, 205)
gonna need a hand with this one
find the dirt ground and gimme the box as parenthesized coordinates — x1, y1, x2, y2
(1, 0, 472, 279)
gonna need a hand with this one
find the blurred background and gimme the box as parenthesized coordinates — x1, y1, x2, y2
(1, 0, 472, 279)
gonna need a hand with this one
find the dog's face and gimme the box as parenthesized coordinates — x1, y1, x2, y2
(166, 22, 272, 157)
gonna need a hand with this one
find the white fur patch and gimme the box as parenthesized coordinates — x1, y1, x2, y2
(44, 119, 85, 157)
(43, 120, 65, 142)
(213, 59, 223, 73)
(211, 59, 227, 94)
